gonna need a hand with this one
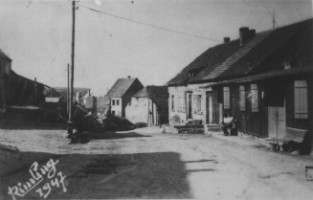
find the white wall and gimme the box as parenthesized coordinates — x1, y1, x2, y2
(168, 83, 210, 125)
(111, 97, 122, 117)
(126, 97, 158, 126)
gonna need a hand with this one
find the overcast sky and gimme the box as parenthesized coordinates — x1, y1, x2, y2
(0, 0, 312, 95)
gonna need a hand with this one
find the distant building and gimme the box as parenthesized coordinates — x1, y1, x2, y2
(104, 76, 144, 117)
(126, 86, 169, 126)
(44, 87, 91, 105)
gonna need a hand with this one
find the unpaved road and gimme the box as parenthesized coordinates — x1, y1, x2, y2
(0, 126, 313, 199)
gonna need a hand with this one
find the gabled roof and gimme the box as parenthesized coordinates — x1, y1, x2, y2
(48, 87, 90, 99)
(105, 78, 142, 98)
(168, 18, 313, 86)
(133, 85, 168, 107)
(0, 48, 12, 61)
(11, 70, 49, 88)
(199, 31, 270, 81)
(134, 85, 167, 98)
(167, 38, 241, 86)
(216, 18, 313, 80)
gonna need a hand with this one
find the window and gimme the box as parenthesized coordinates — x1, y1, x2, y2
(116, 99, 119, 106)
(251, 84, 258, 112)
(239, 86, 246, 111)
(294, 80, 308, 119)
(171, 95, 175, 111)
(223, 87, 230, 109)
(195, 95, 202, 113)
(112, 99, 115, 106)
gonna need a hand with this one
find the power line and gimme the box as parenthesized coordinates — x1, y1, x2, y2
(79, 4, 221, 42)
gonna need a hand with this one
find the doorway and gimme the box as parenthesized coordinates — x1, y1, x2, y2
(186, 92, 192, 119)
(206, 91, 213, 124)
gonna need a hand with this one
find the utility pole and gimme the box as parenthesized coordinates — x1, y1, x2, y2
(68, 0, 76, 135)
(67, 63, 70, 115)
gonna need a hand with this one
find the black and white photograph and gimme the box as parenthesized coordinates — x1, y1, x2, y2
(0, 0, 313, 199)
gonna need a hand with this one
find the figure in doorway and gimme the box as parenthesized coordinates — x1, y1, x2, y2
(221, 111, 238, 136)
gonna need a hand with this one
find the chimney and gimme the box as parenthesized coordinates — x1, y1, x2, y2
(249, 29, 256, 38)
(224, 37, 230, 43)
(239, 27, 250, 46)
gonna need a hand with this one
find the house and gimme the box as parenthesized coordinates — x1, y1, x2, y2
(104, 76, 144, 117)
(167, 19, 313, 142)
(45, 87, 91, 105)
(1, 48, 48, 113)
(0, 48, 12, 112)
(125, 85, 169, 126)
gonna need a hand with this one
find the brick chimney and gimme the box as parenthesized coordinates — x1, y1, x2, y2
(224, 37, 230, 43)
(239, 27, 250, 46)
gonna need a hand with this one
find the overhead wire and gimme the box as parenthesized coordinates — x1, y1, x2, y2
(79, 3, 221, 42)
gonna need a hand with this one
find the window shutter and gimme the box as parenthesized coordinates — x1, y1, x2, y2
(240, 86, 245, 111)
(223, 87, 230, 109)
(251, 84, 258, 112)
(294, 80, 308, 119)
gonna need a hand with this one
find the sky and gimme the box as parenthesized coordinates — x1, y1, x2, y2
(0, 0, 312, 96)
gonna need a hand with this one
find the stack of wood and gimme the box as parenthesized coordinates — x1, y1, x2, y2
(174, 120, 204, 134)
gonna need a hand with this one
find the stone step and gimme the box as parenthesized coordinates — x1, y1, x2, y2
(206, 124, 221, 131)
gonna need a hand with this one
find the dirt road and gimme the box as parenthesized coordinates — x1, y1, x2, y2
(0, 127, 313, 199)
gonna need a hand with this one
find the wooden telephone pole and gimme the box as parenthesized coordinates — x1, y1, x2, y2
(68, 0, 76, 135)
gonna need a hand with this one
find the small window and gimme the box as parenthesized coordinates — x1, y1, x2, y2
(171, 95, 175, 111)
(116, 99, 119, 106)
(294, 80, 308, 119)
(251, 84, 258, 112)
(239, 86, 245, 111)
(112, 99, 115, 106)
(223, 87, 230, 109)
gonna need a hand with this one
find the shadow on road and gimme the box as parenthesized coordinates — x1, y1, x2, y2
(87, 132, 151, 140)
(0, 150, 192, 199)
(0, 110, 67, 130)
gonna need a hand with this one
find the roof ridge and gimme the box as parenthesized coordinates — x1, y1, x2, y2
(204, 31, 270, 80)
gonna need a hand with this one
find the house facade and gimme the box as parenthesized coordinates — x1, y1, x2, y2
(125, 86, 168, 126)
(104, 77, 144, 118)
(0, 49, 12, 112)
(167, 19, 313, 143)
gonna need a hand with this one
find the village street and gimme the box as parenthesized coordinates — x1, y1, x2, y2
(0, 127, 313, 199)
